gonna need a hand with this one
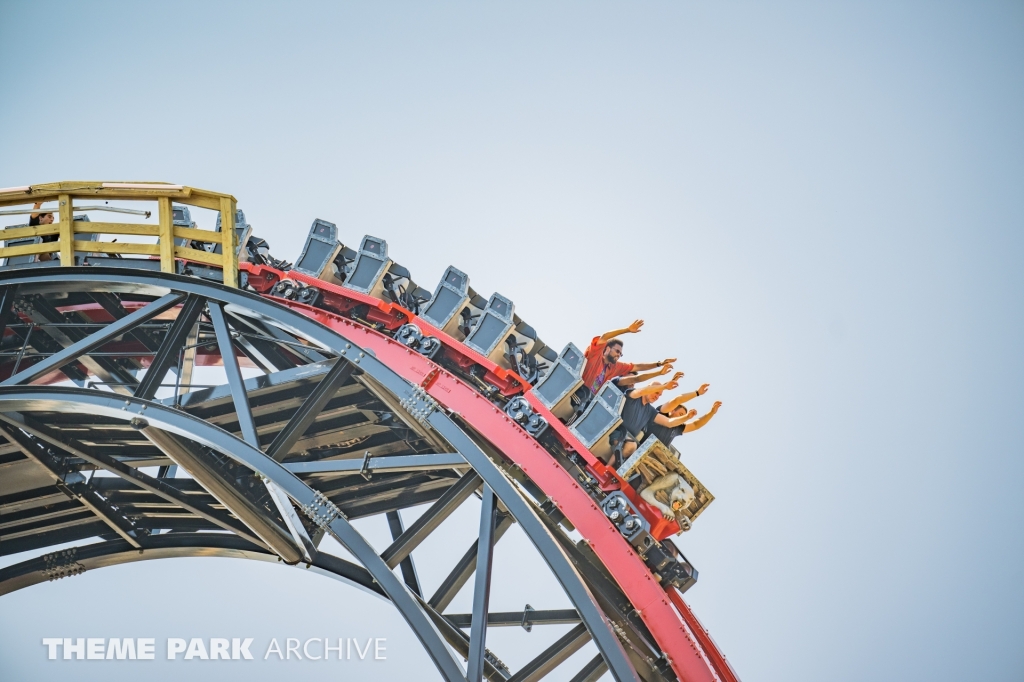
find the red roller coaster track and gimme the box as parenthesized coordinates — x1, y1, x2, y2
(242, 261, 740, 682)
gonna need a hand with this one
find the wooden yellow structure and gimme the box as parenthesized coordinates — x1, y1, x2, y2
(617, 437, 715, 526)
(0, 181, 239, 286)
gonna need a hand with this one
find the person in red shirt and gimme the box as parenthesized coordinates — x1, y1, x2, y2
(582, 319, 675, 395)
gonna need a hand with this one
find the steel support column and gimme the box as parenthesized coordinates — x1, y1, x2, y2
(207, 301, 259, 446)
(468, 484, 498, 682)
(386, 510, 422, 596)
(430, 512, 515, 612)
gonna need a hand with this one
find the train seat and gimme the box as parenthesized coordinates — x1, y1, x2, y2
(212, 208, 253, 259)
(464, 292, 516, 366)
(171, 204, 196, 247)
(420, 265, 492, 341)
(2, 229, 42, 267)
(535, 344, 558, 363)
(512, 319, 539, 355)
(568, 380, 625, 464)
(501, 319, 554, 383)
(71, 215, 99, 259)
(532, 342, 585, 419)
(380, 261, 430, 313)
(293, 219, 350, 284)
(342, 235, 392, 300)
(420, 265, 469, 335)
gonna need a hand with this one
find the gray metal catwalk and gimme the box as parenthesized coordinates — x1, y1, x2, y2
(0, 268, 690, 682)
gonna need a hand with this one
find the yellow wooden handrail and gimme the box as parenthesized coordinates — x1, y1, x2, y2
(0, 181, 239, 286)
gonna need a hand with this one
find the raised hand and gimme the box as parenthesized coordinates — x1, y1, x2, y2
(711, 401, 722, 413)
(671, 371, 685, 382)
(658, 364, 673, 376)
(697, 383, 710, 395)
(661, 357, 677, 366)
(627, 319, 645, 334)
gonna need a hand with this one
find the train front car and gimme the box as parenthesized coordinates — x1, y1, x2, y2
(0, 181, 739, 682)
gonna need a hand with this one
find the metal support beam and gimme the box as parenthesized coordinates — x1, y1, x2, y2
(231, 332, 280, 374)
(0, 534, 379, 599)
(139, 426, 304, 564)
(224, 309, 310, 373)
(284, 453, 466, 475)
(507, 624, 592, 682)
(420, 599, 512, 682)
(386, 510, 422, 596)
(430, 512, 514, 612)
(468, 484, 498, 682)
(264, 479, 315, 563)
(0, 383, 467, 679)
(568, 655, 609, 682)
(135, 294, 205, 400)
(267, 358, 354, 461)
(226, 312, 326, 365)
(445, 609, 581, 629)
(175, 316, 199, 404)
(90, 291, 164, 357)
(206, 302, 259, 446)
(380, 471, 480, 569)
(433, 622, 512, 682)
(428, 414, 637, 682)
(1, 292, 184, 387)
(0, 420, 142, 548)
(14, 295, 141, 392)
(0, 284, 18, 344)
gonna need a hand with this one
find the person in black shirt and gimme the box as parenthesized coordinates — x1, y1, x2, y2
(606, 375, 681, 466)
(608, 377, 722, 467)
(28, 202, 58, 262)
(647, 382, 721, 444)
(647, 400, 722, 445)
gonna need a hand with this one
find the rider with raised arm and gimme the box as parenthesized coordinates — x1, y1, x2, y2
(604, 374, 682, 466)
(616, 363, 675, 388)
(647, 398, 723, 446)
(607, 375, 722, 466)
(582, 319, 675, 395)
(659, 383, 707, 413)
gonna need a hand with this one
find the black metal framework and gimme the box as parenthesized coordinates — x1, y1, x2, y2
(0, 268, 676, 682)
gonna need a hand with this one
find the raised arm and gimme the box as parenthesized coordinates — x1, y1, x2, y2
(616, 365, 675, 388)
(632, 357, 677, 372)
(684, 401, 721, 432)
(660, 383, 710, 414)
(629, 379, 678, 400)
(599, 319, 644, 342)
(655, 401, 721, 432)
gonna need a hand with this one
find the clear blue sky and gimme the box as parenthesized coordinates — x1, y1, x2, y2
(1, 2, 1022, 681)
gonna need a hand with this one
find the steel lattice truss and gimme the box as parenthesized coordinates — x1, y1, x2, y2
(0, 267, 733, 682)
